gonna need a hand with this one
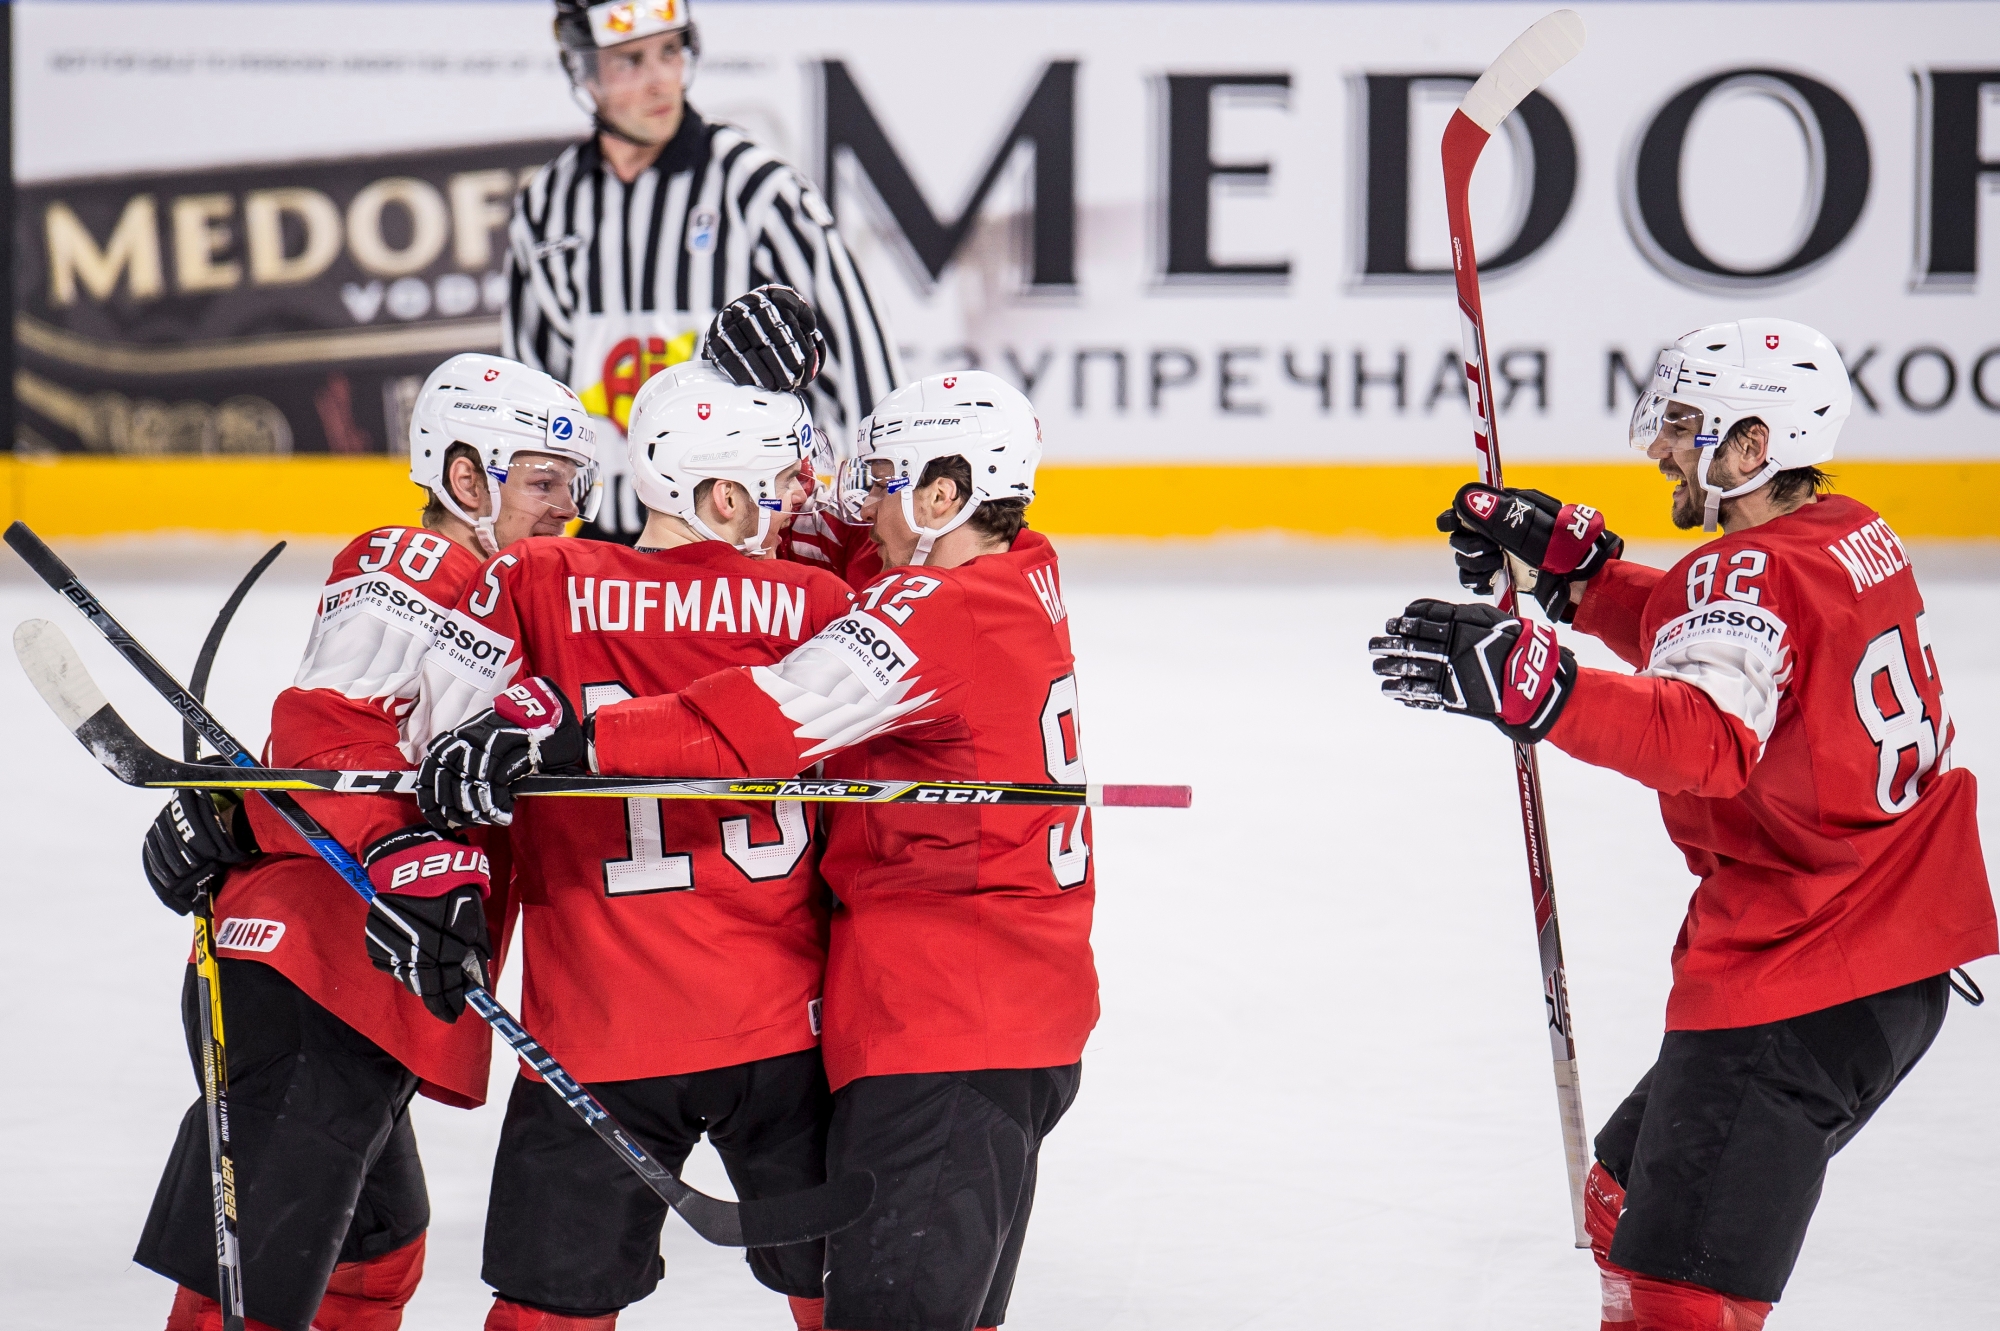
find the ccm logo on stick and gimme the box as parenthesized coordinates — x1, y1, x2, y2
(215, 918, 286, 953)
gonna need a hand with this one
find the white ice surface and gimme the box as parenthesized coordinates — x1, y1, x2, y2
(1, 537, 1996, 1331)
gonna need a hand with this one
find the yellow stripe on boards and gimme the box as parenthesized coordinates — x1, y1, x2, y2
(5, 455, 1997, 540)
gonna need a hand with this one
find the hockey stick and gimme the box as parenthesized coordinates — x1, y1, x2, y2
(5, 534, 873, 1250)
(186, 542, 286, 765)
(183, 546, 283, 1331)
(48, 722, 1188, 808)
(1441, 9, 1591, 1248)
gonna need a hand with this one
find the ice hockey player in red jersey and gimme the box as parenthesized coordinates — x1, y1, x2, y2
(411, 359, 856, 1331)
(1372, 319, 1996, 1331)
(134, 353, 599, 1331)
(419, 369, 1096, 1331)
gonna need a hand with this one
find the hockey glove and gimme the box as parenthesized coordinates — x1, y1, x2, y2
(1369, 598, 1576, 745)
(706, 284, 826, 393)
(418, 677, 585, 830)
(1436, 483, 1623, 623)
(361, 825, 492, 1024)
(140, 763, 260, 915)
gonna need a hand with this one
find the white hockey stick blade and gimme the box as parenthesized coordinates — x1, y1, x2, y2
(1457, 10, 1586, 133)
(14, 618, 105, 734)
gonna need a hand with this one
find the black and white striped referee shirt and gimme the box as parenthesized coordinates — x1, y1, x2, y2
(504, 108, 902, 539)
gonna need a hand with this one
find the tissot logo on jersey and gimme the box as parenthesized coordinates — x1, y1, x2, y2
(1825, 518, 1912, 597)
(817, 611, 918, 698)
(1649, 603, 1790, 672)
(424, 611, 517, 691)
(565, 577, 808, 639)
(317, 574, 453, 635)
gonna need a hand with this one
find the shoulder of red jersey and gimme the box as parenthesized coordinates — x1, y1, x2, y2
(328, 525, 481, 595)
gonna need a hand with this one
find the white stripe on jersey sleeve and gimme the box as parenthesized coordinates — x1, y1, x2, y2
(293, 571, 449, 729)
(748, 611, 937, 760)
(1642, 602, 1792, 745)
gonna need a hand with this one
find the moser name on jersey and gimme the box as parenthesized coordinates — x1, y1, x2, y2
(566, 576, 809, 639)
(1826, 518, 1914, 596)
(1648, 603, 1790, 672)
(215, 917, 286, 953)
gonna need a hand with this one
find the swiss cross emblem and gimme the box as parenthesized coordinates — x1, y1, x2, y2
(1765, 334, 1780, 349)
(696, 403, 712, 420)
(942, 375, 957, 389)
(1465, 490, 1498, 520)
(483, 368, 500, 382)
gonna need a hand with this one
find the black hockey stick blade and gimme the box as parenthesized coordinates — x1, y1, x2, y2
(187, 541, 286, 762)
(737, 1170, 877, 1248)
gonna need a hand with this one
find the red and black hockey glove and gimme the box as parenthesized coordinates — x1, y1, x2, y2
(361, 825, 492, 1024)
(1369, 598, 1576, 745)
(418, 677, 586, 831)
(139, 760, 261, 916)
(1437, 483, 1623, 623)
(706, 284, 826, 393)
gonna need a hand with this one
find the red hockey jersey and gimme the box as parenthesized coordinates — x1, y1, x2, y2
(1550, 494, 1995, 1030)
(781, 511, 883, 589)
(224, 526, 511, 1108)
(590, 529, 1101, 1091)
(418, 537, 856, 1082)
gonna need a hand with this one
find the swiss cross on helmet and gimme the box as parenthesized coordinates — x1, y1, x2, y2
(624, 361, 814, 553)
(1627, 318, 1853, 532)
(409, 353, 603, 553)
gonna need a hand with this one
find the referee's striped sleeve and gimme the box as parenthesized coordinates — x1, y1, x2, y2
(503, 153, 580, 382)
(736, 155, 902, 433)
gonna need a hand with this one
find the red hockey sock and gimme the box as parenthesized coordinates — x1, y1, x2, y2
(1584, 1162, 1635, 1328)
(163, 1284, 286, 1331)
(484, 1297, 619, 1330)
(1628, 1275, 1771, 1330)
(313, 1232, 427, 1331)
(788, 1296, 824, 1331)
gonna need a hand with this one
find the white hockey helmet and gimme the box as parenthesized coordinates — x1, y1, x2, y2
(822, 370, 1042, 565)
(409, 353, 602, 554)
(625, 361, 814, 553)
(1629, 319, 1853, 531)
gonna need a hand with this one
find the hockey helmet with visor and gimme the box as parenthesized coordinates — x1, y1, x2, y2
(409, 353, 602, 554)
(625, 361, 815, 554)
(822, 370, 1041, 566)
(1628, 318, 1852, 532)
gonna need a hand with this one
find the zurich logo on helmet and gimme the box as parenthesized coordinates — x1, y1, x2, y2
(551, 416, 574, 440)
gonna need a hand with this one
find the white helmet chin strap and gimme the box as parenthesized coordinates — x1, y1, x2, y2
(686, 503, 778, 555)
(902, 489, 980, 567)
(1696, 443, 1781, 534)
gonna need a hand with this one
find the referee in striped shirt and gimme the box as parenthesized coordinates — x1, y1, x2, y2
(506, 0, 902, 542)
